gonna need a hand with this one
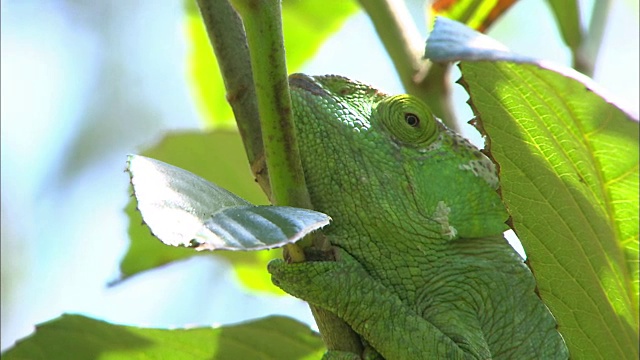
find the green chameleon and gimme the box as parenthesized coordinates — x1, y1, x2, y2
(268, 74, 569, 359)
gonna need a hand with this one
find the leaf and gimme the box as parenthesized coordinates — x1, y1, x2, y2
(425, 17, 639, 359)
(3, 314, 325, 360)
(124, 197, 283, 293)
(462, 62, 639, 358)
(186, 1, 358, 126)
(280, 1, 358, 70)
(120, 131, 302, 294)
(431, 0, 518, 32)
(127, 154, 330, 251)
(425, 16, 537, 63)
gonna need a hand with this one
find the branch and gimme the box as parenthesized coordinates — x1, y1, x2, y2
(358, 0, 458, 130)
(228, 0, 309, 210)
(202, 0, 364, 354)
(576, 0, 612, 76)
(195, 0, 271, 197)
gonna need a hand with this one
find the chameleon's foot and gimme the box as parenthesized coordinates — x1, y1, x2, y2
(269, 259, 340, 299)
(268, 258, 369, 309)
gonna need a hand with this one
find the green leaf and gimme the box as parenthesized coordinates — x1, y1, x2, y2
(3, 314, 325, 360)
(186, 1, 358, 126)
(461, 61, 639, 358)
(121, 131, 281, 293)
(123, 198, 198, 275)
(127, 155, 329, 251)
(280, 1, 358, 70)
(430, 0, 518, 32)
(426, 17, 639, 359)
(124, 197, 283, 293)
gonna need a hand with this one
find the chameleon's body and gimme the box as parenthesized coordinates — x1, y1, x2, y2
(268, 74, 568, 359)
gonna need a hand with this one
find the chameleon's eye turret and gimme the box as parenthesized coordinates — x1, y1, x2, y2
(376, 95, 438, 147)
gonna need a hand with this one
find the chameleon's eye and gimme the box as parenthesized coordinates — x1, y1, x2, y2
(404, 113, 420, 127)
(377, 95, 438, 147)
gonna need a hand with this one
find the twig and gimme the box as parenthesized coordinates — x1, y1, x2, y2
(358, 0, 458, 130)
(195, 0, 271, 197)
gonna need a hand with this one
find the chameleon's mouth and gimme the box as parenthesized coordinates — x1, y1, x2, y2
(288, 73, 327, 97)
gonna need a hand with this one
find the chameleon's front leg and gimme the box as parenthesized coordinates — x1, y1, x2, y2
(268, 252, 487, 360)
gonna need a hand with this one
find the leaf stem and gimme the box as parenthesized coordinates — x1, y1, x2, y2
(229, 0, 365, 353)
(197, 0, 365, 353)
(578, 0, 612, 77)
(229, 0, 311, 212)
(357, 0, 424, 88)
(195, 0, 271, 197)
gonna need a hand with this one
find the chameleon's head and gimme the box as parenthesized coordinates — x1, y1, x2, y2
(288, 74, 508, 240)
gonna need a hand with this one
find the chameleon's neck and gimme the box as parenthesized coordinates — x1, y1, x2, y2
(327, 217, 516, 308)
(327, 216, 453, 265)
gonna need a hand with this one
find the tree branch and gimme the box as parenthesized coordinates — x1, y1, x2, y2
(195, 0, 271, 197)
(198, 0, 364, 354)
(358, 0, 458, 130)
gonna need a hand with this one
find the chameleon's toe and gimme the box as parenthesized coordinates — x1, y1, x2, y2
(266, 259, 285, 276)
(267, 259, 294, 289)
(267, 259, 316, 295)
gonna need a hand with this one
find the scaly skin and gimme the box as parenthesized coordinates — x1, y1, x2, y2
(268, 74, 568, 359)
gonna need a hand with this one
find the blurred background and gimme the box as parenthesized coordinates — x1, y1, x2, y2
(2, 0, 638, 351)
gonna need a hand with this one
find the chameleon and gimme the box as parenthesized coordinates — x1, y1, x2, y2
(267, 74, 569, 359)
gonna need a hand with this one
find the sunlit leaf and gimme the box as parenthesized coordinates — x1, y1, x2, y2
(462, 62, 639, 359)
(127, 155, 330, 251)
(124, 198, 283, 293)
(281, 1, 358, 70)
(123, 198, 198, 276)
(3, 314, 325, 360)
(121, 131, 291, 294)
(425, 16, 536, 63)
(425, 17, 639, 359)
